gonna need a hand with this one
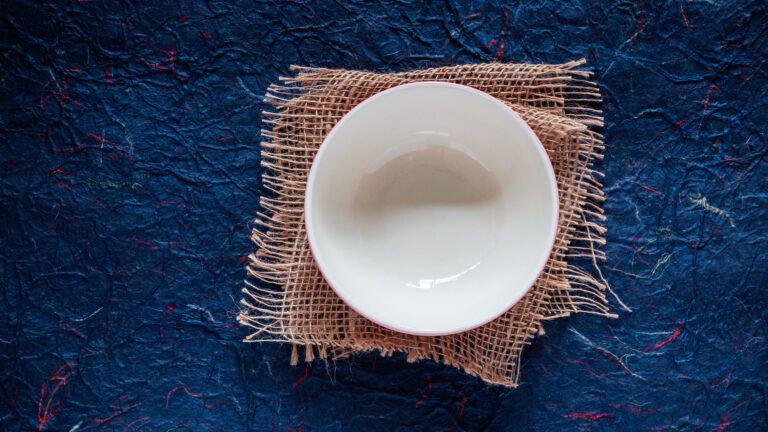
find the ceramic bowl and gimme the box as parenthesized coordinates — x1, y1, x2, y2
(305, 82, 558, 336)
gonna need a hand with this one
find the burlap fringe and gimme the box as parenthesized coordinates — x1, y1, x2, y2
(238, 59, 620, 387)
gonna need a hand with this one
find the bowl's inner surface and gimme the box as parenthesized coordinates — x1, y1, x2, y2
(306, 83, 557, 335)
(354, 138, 502, 291)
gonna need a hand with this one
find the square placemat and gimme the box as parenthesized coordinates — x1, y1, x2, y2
(239, 60, 622, 387)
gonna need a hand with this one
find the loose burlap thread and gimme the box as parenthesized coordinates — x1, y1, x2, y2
(238, 59, 620, 387)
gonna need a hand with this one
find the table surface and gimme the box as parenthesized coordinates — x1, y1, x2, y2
(1, 0, 766, 430)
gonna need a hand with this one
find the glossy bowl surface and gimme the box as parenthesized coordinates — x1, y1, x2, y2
(305, 82, 559, 336)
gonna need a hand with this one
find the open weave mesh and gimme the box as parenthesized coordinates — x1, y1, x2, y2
(238, 59, 616, 387)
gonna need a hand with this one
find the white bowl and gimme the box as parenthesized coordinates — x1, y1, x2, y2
(305, 82, 558, 336)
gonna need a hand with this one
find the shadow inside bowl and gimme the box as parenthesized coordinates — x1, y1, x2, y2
(351, 141, 503, 290)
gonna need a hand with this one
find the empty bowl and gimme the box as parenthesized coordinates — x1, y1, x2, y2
(305, 82, 558, 336)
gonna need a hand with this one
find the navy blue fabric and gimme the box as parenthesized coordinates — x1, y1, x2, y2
(1, 1, 766, 430)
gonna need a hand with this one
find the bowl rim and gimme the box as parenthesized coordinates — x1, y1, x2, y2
(304, 81, 560, 336)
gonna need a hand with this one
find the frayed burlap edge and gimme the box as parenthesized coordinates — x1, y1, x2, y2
(238, 59, 625, 387)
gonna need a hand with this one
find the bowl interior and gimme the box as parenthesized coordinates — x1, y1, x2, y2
(306, 82, 558, 335)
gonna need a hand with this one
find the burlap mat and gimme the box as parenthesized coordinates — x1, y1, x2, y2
(238, 59, 624, 387)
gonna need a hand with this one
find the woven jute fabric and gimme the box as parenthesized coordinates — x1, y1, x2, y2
(238, 59, 620, 387)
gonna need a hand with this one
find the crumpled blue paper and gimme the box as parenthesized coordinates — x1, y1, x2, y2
(0, 0, 766, 430)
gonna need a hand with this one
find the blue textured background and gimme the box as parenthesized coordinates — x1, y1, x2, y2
(1, 0, 767, 430)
